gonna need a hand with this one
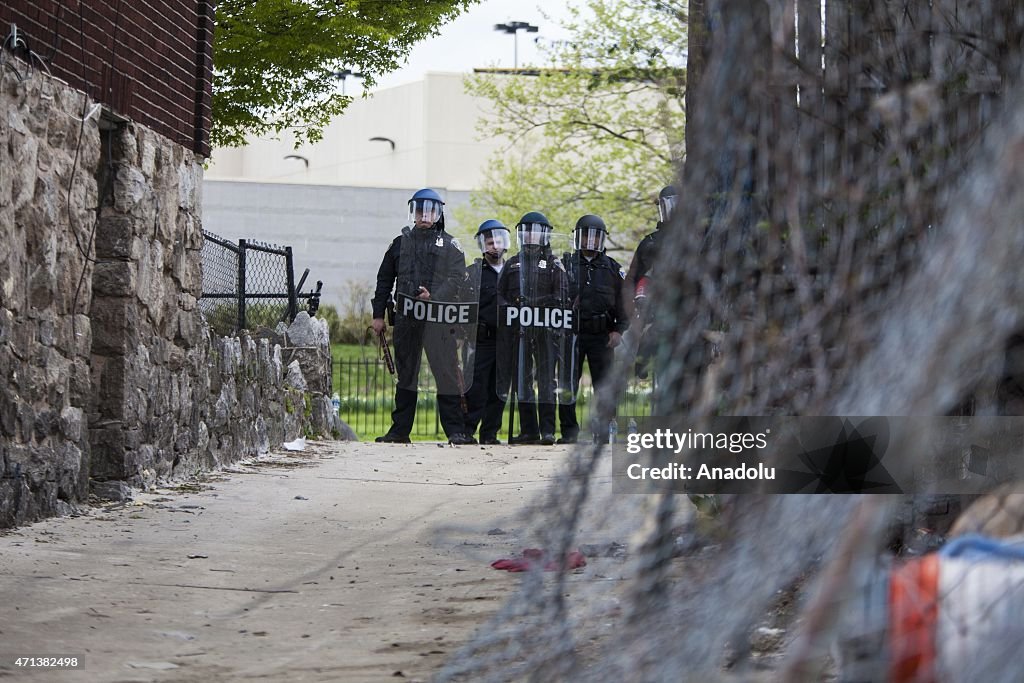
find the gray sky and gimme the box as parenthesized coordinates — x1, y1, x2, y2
(368, 0, 581, 92)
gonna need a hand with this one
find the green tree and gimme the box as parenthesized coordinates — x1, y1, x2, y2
(213, 0, 480, 148)
(459, 0, 686, 256)
(314, 280, 374, 345)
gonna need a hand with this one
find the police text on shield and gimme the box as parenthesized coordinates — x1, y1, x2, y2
(505, 306, 574, 329)
(398, 293, 475, 325)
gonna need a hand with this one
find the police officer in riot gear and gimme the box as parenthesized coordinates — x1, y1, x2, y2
(624, 185, 677, 379)
(463, 220, 511, 445)
(558, 214, 629, 444)
(626, 185, 677, 309)
(371, 188, 476, 445)
(497, 212, 568, 446)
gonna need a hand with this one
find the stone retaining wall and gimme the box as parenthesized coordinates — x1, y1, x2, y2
(0, 62, 343, 528)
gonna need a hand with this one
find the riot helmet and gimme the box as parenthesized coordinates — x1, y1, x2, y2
(516, 211, 553, 248)
(408, 188, 444, 227)
(475, 219, 512, 256)
(657, 185, 678, 223)
(573, 214, 607, 252)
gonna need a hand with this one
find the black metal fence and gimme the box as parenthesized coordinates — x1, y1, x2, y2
(200, 230, 321, 336)
(333, 356, 442, 440)
(332, 354, 654, 442)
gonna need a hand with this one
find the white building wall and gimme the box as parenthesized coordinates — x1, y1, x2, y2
(204, 73, 497, 191)
(424, 73, 499, 190)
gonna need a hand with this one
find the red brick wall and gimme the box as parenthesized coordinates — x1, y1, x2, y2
(1, 0, 214, 157)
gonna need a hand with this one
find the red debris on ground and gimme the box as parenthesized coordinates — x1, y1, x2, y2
(491, 548, 587, 572)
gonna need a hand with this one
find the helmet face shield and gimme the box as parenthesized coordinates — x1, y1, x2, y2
(409, 198, 443, 225)
(517, 222, 552, 247)
(657, 195, 677, 223)
(477, 228, 512, 255)
(574, 227, 606, 252)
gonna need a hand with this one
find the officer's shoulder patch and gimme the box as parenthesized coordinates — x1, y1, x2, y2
(618, 267, 626, 279)
(450, 237, 464, 253)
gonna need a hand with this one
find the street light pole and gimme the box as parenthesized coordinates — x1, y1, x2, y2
(332, 68, 364, 95)
(493, 21, 539, 70)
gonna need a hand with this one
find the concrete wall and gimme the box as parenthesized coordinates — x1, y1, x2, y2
(201, 181, 472, 309)
(0, 64, 342, 529)
(204, 73, 498, 192)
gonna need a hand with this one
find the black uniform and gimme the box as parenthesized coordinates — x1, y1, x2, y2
(463, 259, 506, 441)
(497, 247, 568, 439)
(372, 226, 468, 439)
(559, 251, 629, 440)
(626, 223, 662, 380)
(626, 222, 662, 286)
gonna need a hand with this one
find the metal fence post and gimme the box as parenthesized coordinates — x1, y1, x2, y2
(237, 239, 248, 333)
(285, 246, 298, 323)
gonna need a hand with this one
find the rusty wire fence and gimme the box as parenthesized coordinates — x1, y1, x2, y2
(437, 2, 1024, 682)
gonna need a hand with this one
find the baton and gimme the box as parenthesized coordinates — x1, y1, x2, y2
(373, 327, 396, 375)
(456, 360, 469, 415)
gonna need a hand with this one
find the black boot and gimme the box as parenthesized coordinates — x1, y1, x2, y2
(375, 432, 411, 443)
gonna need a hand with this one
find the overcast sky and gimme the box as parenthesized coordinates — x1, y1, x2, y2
(365, 0, 581, 92)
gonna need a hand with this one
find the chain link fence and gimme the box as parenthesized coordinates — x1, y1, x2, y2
(439, 2, 1024, 682)
(199, 230, 321, 336)
(197, 230, 241, 335)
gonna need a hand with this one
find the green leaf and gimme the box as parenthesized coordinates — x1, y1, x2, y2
(460, 0, 687, 254)
(212, 0, 481, 148)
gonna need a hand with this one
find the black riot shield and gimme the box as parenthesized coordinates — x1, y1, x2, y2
(394, 227, 478, 396)
(496, 235, 577, 407)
